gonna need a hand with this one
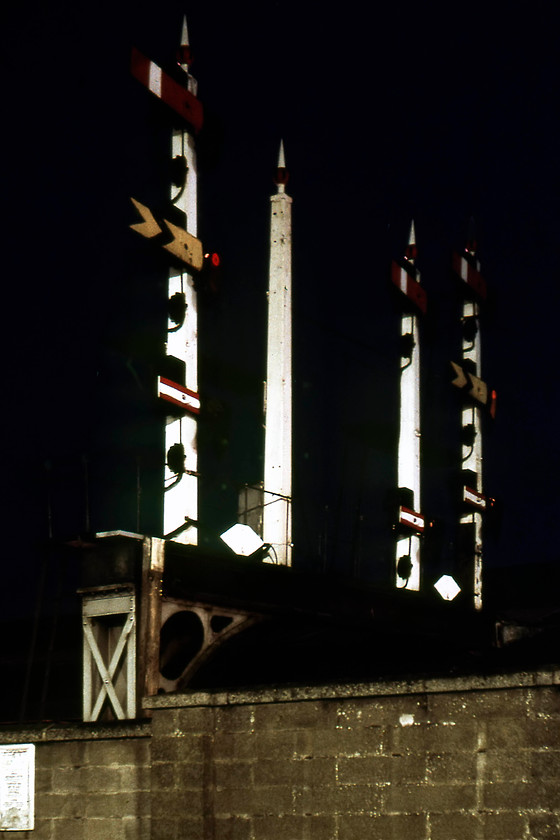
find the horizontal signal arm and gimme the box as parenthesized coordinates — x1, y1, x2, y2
(131, 47, 204, 133)
(391, 261, 427, 314)
(398, 506, 426, 534)
(452, 252, 487, 301)
(158, 376, 200, 414)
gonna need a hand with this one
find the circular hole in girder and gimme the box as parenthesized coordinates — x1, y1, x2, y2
(159, 610, 204, 681)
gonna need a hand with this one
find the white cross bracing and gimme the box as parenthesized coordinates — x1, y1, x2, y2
(82, 590, 136, 721)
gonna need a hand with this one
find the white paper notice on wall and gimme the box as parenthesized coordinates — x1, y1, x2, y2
(0, 744, 35, 830)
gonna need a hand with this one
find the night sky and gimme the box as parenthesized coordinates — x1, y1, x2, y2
(2, 0, 560, 617)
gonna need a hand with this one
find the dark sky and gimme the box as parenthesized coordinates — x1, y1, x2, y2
(2, 0, 560, 614)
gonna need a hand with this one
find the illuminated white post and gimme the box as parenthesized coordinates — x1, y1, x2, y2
(395, 222, 422, 590)
(263, 141, 292, 565)
(163, 17, 199, 544)
(459, 237, 483, 610)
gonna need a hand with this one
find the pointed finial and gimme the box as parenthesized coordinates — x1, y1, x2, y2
(177, 15, 193, 68)
(408, 219, 416, 246)
(405, 219, 417, 263)
(278, 139, 286, 169)
(274, 139, 289, 191)
(181, 16, 190, 46)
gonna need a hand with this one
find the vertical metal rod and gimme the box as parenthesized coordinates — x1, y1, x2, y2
(82, 454, 90, 534)
(40, 552, 65, 718)
(20, 554, 47, 721)
(351, 449, 368, 578)
(320, 505, 329, 573)
(136, 455, 142, 533)
(20, 465, 53, 720)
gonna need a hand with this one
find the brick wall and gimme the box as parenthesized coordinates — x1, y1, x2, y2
(2, 670, 560, 839)
(0, 723, 151, 840)
(147, 671, 560, 840)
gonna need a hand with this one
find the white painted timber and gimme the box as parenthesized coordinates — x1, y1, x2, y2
(396, 260, 422, 591)
(263, 144, 292, 565)
(163, 22, 199, 545)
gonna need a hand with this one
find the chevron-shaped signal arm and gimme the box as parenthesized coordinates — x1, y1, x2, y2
(129, 198, 204, 272)
(450, 362, 496, 417)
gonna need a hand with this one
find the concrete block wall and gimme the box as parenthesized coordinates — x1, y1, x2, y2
(147, 671, 560, 840)
(1, 723, 151, 840)
(2, 670, 560, 839)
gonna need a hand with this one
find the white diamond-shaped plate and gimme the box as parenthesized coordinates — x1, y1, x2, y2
(220, 523, 264, 556)
(434, 574, 461, 601)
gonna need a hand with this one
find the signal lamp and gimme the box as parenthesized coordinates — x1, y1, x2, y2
(205, 252, 220, 268)
(461, 316, 478, 343)
(461, 424, 477, 447)
(166, 443, 186, 474)
(170, 155, 188, 187)
(168, 292, 187, 326)
(482, 496, 502, 538)
(399, 333, 415, 360)
(397, 554, 413, 581)
(195, 252, 221, 296)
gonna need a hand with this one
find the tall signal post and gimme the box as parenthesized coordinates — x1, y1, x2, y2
(130, 17, 204, 543)
(452, 235, 493, 610)
(391, 222, 426, 590)
(262, 142, 292, 566)
(161, 18, 200, 544)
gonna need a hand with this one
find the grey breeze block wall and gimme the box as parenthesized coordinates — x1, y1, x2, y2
(2, 670, 560, 840)
(1, 723, 152, 840)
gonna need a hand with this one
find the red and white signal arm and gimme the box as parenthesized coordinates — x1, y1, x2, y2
(463, 486, 488, 510)
(398, 505, 426, 533)
(158, 376, 200, 414)
(452, 252, 487, 301)
(391, 261, 427, 314)
(131, 47, 204, 133)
